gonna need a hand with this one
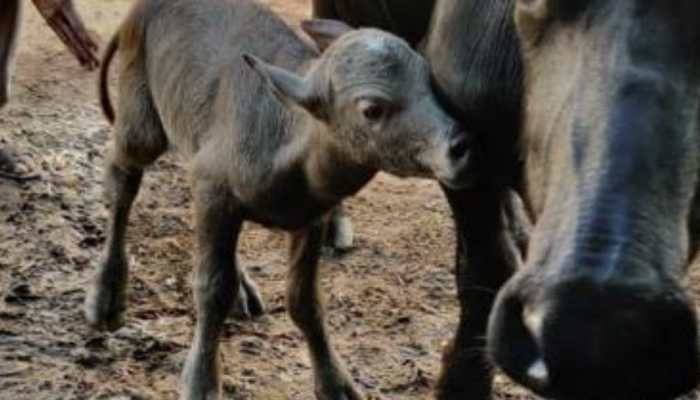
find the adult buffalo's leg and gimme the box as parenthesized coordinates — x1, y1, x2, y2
(287, 222, 362, 400)
(182, 182, 242, 400)
(436, 185, 514, 400)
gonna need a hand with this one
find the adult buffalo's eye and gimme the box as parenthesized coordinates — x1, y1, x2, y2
(358, 98, 391, 123)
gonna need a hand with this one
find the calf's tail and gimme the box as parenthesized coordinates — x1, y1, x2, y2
(99, 34, 119, 124)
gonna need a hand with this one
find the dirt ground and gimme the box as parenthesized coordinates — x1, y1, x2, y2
(1, 1, 700, 399)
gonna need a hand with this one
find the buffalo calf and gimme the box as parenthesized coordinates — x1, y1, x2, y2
(85, 0, 476, 399)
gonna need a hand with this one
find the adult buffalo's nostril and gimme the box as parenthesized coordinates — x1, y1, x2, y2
(448, 134, 472, 162)
(487, 290, 547, 393)
(490, 279, 700, 400)
(526, 359, 550, 389)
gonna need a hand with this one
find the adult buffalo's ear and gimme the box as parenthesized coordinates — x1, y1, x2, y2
(242, 53, 326, 120)
(301, 18, 354, 52)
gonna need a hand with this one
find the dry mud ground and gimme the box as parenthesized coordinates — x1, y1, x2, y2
(1, 1, 700, 399)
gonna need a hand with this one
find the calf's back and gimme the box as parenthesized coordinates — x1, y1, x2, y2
(120, 0, 315, 164)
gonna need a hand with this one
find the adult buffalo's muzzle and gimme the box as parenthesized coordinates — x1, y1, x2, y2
(488, 274, 700, 400)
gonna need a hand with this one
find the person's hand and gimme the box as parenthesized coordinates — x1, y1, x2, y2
(32, 0, 99, 70)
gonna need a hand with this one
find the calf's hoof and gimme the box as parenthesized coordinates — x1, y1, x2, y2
(0, 148, 17, 173)
(315, 384, 362, 400)
(84, 285, 126, 331)
(0, 83, 9, 109)
(229, 279, 265, 320)
(326, 215, 354, 251)
(315, 368, 363, 400)
(84, 260, 128, 331)
(434, 337, 493, 400)
(181, 374, 220, 400)
(182, 350, 221, 400)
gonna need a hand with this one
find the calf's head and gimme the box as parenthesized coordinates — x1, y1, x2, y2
(488, 1, 700, 398)
(244, 19, 475, 189)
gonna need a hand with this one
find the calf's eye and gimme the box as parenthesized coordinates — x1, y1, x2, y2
(358, 98, 388, 122)
(363, 104, 383, 121)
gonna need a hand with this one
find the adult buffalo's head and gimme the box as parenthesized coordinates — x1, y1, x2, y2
(488, 1, 700, 398)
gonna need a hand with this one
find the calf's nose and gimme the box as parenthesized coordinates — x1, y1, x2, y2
(435, 131, 478, 189)
(448, 134, 472, 163)
(488, 279, 700, 400)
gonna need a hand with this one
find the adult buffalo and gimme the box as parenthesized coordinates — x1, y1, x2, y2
(491, 2, 700, 399)
(315, 1, 700, 399)
(310, 0, 434, 47)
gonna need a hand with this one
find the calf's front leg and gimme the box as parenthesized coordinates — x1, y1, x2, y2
(182, 184, 242, 400)
(229, 260, 265, 320)
(287, 222, 362, 400)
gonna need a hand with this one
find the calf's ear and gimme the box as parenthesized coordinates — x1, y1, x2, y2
(301, 18, 354, 52)
(242, 53, 325, 119)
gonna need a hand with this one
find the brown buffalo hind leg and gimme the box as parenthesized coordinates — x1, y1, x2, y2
(31, 0, 98, 69)
(181, 182, 242, 400)
(0, 0, 21, 181)
(287, 222, 362, 400)
(436, 185, 515, 400)
(0, 0, 20, 108)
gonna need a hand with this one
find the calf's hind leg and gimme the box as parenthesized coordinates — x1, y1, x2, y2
(229, 258, 265, 320)
(287, 222, 362, 400)
(85, 80, 167, 331)
(325, 204, 354, 251)
(85, 155, 144, 331)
